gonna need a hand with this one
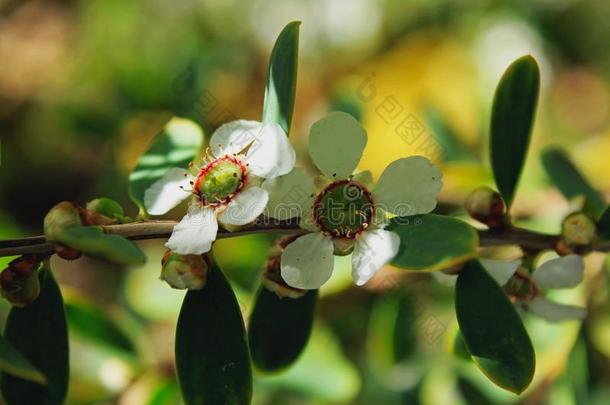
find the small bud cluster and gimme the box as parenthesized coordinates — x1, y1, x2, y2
(465, 186, 506, 229)
(261, 235, 307, 299)
(0, 255, 42, 307)
(160, 250, 208, 290)
(557, 212, 596, 255)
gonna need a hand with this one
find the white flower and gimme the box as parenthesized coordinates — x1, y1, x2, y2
(144, 120, 295, 255)
(482, 255, 586, 322)
(263, 111, 443, 289)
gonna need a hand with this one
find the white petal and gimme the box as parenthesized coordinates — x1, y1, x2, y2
(209, 120, 294, 178)
(351, 229, 400, 286)
(479, 258, 521, 286)
(219, 186, 269, 226)
(373, 156, 442, 216)
(308, 111, 367, 179)
(281, 232, 334, 289)
(532, 255, 584, 289)
(529, 296, 587, 323)
(166, 206, 218, 255)
(144, 168, 194, 215)
(262, 168, 315, 220)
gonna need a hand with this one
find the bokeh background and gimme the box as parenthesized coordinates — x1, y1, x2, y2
(2, 0, 610, 403)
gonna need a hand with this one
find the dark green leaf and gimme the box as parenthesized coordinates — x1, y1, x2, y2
(56, 226, 146, 266)
(597, 205, 610, 240)
(0, 334, 46, 385)
(175, 261, 251, 405)
(128, 118, 203, 215)
(1, 268, 69, 405)
(541, 147, 605, 218)
(490, 55, 540, 207)
(262, 21, 300, 134)
(65, 300, 135, 353)
(388, 214, 478, 271)
(248, 288, 317, 372)
(455, 260, 535, 394)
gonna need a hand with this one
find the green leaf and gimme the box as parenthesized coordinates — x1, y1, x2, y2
(128, 117, 203, 214)
(541, 147, 605, 218)
(387, 214, 479, 271)
(455, 260, 535, 394)
(248, 288, 317, 372)
(56, 226, 146, 266)
(0, 334, 46, 385)
(490, 55, 540, 207)
(1, 268, 69, 405)
(65, 299, 135, 353)
(423, 106, 475, 162)
(262, 21, 300, 134)
(597, 206, 610, 240)
(175, 261, 251, 405)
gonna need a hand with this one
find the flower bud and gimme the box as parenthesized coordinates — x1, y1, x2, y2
(465, 186, 506, 229)
(261, 235, 307, 299)
(160, 250, 208, 290)
(43, 201, 83, 242)
(560, 212, 596, 253)
(85, 198, 124, 225)
(503, 270, 537, 301)
(0, 256, 41, 307)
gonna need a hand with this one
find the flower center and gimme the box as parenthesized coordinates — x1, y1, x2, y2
(312, 180, 375, 238)
(194, 155, 247, 206)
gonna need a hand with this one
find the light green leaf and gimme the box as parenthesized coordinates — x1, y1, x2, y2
(455, 260, 535, 394)
(56, 226, 146, 266)
(0, 334, 46, 385)
(175, 261, 251, 405)
(262, 21, 300, 134)
(387, 214, 479, 271)
(541, 147, 605, 218)
(1, 268, 69, 405)
(490, 55, 540, 207)
(128, 117, 203, 215)
(65, 299, 135, 353)
(248, 288, 317, 372)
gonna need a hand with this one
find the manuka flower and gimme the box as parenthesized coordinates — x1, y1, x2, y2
(263, 111, 442, 289)
(144, 120, 295, 255)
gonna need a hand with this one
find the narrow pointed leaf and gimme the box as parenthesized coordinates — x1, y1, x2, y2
(0, 334, 46, 385)
(248, 288, 317, 372)
(175, 261, 251, 405)
(128, 117, 203, 214)
(262, 21, 300, 134)
(56, 226, 146, 266)
(455, 260, 535, 394)
(1, 268, 69, 405)
(490, 55, 540, 207)
(541, 147, 605, 217)
(597, 205, 610, 240)
(387, 214, 478, 271)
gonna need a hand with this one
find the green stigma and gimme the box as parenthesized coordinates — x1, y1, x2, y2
(313, 181, 374, 238)
(195, 158, 245, 204)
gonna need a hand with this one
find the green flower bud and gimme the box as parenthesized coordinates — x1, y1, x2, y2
(560, 212, 596, 253)
(0, 256, 41, 307)
(44, 201, 83, 242)
(160, 250, 208, 290)
(85, 198, 125, 225)
(465, 186, 506, 228)
(261, 235, 307, 299)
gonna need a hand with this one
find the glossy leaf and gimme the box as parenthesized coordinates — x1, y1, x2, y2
(248, 287, 317, 372)
(541, 147, 605, 218)
(1, 268, 69, 405)
(455, 260, 535, 394)
(65, 300, 135, 353)
(490, 55, 540, 207)
(387, 214, 478, 271)
(0, 334, 46, 385)
(262, 21, 300, 135)
(56, 226, 146, 266)
(128, 117, 203, 214)
(597, 205, 610, 240)
(175, 261, 251, 405)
